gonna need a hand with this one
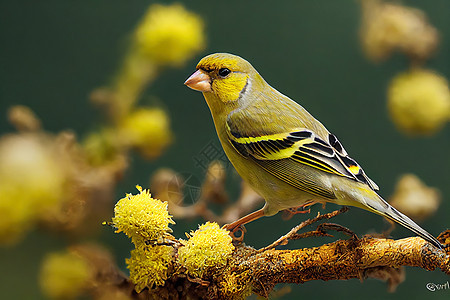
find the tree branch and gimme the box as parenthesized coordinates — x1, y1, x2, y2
(101, 199, 450, 300)
(241, 235, 449, 298)
(112, 229, 449, 300)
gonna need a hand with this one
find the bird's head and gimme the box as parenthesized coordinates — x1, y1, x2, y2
(185, 53, 263, 106)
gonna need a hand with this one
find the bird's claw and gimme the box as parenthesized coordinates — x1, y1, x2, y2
(223, 223, 246, 242)
(282, 204, 313, 220)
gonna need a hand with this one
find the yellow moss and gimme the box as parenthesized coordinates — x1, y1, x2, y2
(388, 69, 450, 135)
(0, 134, 65, 244)
(134, 3, 205, 66)
(40, 251, 90, 300)
(126, 243, 173, 292)
(219, 271, 253, 300)
(119, 108, 173, 159)
(112, 185, 175, 244)
(360, 0, 438, 62)
(177, 222, 234, 278)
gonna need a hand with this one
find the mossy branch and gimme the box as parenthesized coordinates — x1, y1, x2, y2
(110, 228, 450, 300)
(107, 188, 449, 299)
(228, 235, 449, 298)
(105, 231, 449, 300)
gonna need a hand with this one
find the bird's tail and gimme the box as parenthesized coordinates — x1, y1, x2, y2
(360, 193, 443, 249)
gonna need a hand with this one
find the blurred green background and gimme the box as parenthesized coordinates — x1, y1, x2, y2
(0, 0, 449, 299)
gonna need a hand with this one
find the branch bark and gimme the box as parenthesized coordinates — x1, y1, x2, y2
(232, 235, 449, 298)
(98, 205, 450, 300)
(117, 230, 449, 300)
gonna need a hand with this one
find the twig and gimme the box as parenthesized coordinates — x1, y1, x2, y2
(258, 207, 349, 252)
(315, 222, 358, 238)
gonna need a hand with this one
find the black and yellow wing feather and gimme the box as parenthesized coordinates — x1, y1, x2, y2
(226, 123, 379, 199)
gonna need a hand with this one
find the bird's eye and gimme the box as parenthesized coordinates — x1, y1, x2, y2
(218, 68, 231, 78)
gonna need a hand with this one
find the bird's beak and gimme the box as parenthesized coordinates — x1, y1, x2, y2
(184, 70, 212, 92)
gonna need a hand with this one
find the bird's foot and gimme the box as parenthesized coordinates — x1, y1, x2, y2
(223, 223, 246, 242)
(282, 203, 315, 220)
(222, 208, 265, 242)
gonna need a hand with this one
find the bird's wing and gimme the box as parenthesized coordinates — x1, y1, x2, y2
(226, 118, 379, 199)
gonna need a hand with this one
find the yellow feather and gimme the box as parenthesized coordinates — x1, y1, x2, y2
(213, 73, 248, 102)
(261, 139, 311, 160)
(232, 132, 289, 143)
(230, 129, 313, 160)
(348, 165, 360, 174)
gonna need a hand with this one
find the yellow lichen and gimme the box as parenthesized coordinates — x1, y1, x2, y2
(177, 222, 234, 278)
(118, 108, 173, 159)
(387, 69, 450, 135)
(134, 3, 205, 66)
(39, 251, 90, 300)
(0, 134, 65, 244)
(360, 0, 438, 62)
(111, 185, 175, 244)
(126, 243, 173, 292)
(219, 271, 253, 300)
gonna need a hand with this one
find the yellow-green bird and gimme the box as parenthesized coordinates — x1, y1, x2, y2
(184, 53, 443, 249)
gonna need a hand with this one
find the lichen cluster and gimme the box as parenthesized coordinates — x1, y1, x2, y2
(111, 187, 236, 293)
(134, 4, 205, 66)
(112, 185, 175, 244)
(0, 133, 65, 244)
(388, 69, 450, 135)
(111, 186, 175, 291)
(40, 251, 91, 300)
(360, 0, 438, 62)
(178, 222, 235, 278)
(118, 108, 173, 159)
(126, 243, 174, 292)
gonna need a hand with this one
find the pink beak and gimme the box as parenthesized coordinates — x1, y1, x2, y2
(184, 70, 212, 92)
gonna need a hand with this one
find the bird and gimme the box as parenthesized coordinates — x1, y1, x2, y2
(184, 53, 443, 249)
